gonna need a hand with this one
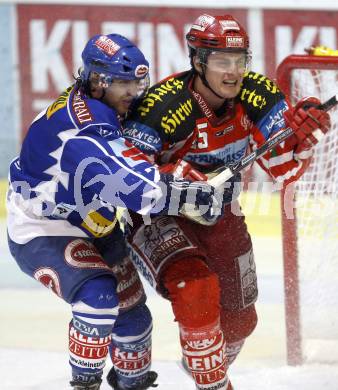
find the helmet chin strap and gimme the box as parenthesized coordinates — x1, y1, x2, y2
(98, 88, 106, 101)
(197, 65, 225, 100)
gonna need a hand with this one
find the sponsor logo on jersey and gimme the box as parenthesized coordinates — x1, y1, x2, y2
(215, 125, 234, 136)
(258, 100, 289, 140)
(239, 87, 268, 110)
(161, 98, 193, 135)
(98, 127, 114, 137)
(135, 64, 149, 78)
(265, 103, 288, 133)
(95, 36, 120, 56)
(123, 122, 162, 154)
(64, 239, 111, 270)
(186, 144, 247, 166)
(34, 267, 62, 297)
(72, 90, 93, 124)
(137, 77, 184, 117)
(191, 90, 213, 119)
(47, 86, 73, 119)
(51, 202, 76, 219)
(246, 72, 280, 94)
(240, 114, 253, 132)
(226, 36, 244, 48)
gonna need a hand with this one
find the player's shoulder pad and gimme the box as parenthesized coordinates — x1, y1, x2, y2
(123, 120, 162, 155)
(238, 71, 286, 119)
(130, 71, 190, 125)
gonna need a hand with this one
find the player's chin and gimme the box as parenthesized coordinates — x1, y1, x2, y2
(117, 101, 132, 115)
(219, 88, 240, 99)
(220, 82, 241, 98)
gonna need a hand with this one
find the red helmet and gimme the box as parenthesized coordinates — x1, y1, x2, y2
(186, 14, 249, 53)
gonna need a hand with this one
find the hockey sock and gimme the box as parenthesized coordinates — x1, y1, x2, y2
(180, 320, 229, 390)
(225, 339, 245, 366)
(109, 304, 153, 389)
(70, 276, 119, 383)
(163, 258, 229, 389)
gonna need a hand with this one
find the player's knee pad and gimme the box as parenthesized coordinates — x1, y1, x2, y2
(69, 276, 120, 381)
(110, 303, 153, 389)
(163, 257, 221, 328)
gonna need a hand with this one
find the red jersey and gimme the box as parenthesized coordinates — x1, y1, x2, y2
(125, 70, 308, 184)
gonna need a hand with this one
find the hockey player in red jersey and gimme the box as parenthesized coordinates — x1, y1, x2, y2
(123, 14, 331, 390)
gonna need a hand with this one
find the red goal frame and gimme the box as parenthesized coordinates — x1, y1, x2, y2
(276, 54, 338, 365)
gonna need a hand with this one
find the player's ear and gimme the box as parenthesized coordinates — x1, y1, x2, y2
(90, 84, 104, 99)
(88, 72, 104, 99)
(193, 56, 203, 73)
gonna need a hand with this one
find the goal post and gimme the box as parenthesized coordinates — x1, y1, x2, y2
(276, 54, 338, 366)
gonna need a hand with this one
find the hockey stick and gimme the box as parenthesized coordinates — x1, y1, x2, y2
(208, 94, 338, 188)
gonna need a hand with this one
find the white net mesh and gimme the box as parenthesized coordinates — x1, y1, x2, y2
(289, 66, 338, 362)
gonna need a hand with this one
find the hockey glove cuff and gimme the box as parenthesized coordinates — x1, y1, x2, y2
(283, 96, 331, 159)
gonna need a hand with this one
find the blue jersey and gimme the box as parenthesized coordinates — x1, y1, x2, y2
(7, 85, 163, 244)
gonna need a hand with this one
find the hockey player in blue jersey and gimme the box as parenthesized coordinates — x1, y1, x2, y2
(6, 33, 223, 390)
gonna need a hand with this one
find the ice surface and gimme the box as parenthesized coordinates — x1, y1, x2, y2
(1, 220, 338, 389)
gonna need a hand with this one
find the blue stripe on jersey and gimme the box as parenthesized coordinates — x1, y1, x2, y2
(256, 99, 289, 140)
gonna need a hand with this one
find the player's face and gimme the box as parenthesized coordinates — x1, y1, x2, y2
(102, 79, 143, 115)
(204, 51, 248, 98)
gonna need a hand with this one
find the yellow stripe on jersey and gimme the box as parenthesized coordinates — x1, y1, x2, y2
(81, 209, 118, 238)
(46, 86, 73, 119)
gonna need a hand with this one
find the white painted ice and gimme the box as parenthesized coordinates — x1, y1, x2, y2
(1, 220, 338, 389)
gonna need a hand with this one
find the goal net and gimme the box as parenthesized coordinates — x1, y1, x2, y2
(276, 54, 338, 365)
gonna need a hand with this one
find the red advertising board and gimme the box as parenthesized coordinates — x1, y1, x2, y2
(264, 9, 338, 75)
(17, 5, 338, 136)
(17, 5, 247, 135)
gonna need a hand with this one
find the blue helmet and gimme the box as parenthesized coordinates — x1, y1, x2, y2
(81, 34, 149, 83)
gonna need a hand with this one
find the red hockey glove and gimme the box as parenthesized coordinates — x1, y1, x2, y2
(159, 158, 208, 181)
(284, 97, 331, 157)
